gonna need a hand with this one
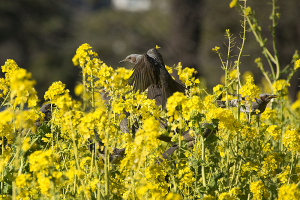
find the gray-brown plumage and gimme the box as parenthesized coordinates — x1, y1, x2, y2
(215, 94, 277, 115)
(120, 48, 185, 108)
(34, 103, 56, 127)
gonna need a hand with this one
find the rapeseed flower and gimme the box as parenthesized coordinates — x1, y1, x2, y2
(229, 0, 238, 8)
(250, 180, 269, 200)
(259, 152, 282, 177)
(272, 79, 290, 96)
(16, 174, 32, 188)
(213, 84, 223, 96)
(294, 59, 300, 70)
(165, 193, 182, 200)
(178, 63, 197, 86)
(10, 68, 38, 108)
(278, 184, 300, 200)
(240, 75, 260, 100)
(266, 125, 281, 141)
(219, 187, 241, 200)
(277, 166, 290, 184)
(241, 126, 258, 141)
(44, 81, 69, 102)
(0, 59, 20, 97)
(260, 107, 278, 122)
(291, 91, 300, 110)
(282, 127, 300, 153)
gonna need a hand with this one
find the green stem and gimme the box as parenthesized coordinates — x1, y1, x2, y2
(201, 136, 206, 187)
(90, 62, 95, 110)
(82, 65, 86, 111)
(271, 0, 280, 79)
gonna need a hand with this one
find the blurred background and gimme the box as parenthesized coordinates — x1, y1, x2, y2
(1, 0, 299, 103)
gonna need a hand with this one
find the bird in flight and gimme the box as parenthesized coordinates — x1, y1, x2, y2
(120, 48, 185, 108)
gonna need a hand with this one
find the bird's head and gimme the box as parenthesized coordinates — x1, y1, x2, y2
(259, 94, 277, 102)
(40, 103, 56, 113)
(119, 54, 141, 64)
(147, 48, 158, 56)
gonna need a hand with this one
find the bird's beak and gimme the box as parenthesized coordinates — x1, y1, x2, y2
(119, 60, 125, 63)
(269, 95, 277, 99)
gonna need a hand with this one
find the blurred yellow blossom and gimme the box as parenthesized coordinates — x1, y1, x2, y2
(177, 63, 197, 86)
(16, 174, 32, 188)
(229, 0, 238, 8)
(277, 166, 290, 184)
(0, 59, 20, 97)
(44, 81, 69, 102)
(203, 195, 216, 200)
(212, 46, 220, 52)
(294, 59, 300, 70)
(291, 91, 300, 110)
(165, 193, 182, 200)
(74, 84, 83, 96)
(22, 137, 31, 152)
(240, 75, 260, 100)
(278, 184, 300, 200)
(213, 84, 224, 96)
(272, 79, 290, 96)
(266, 125, 281, 141)
(10, 68, 38, 108)
(282, 127, 300, 153)
(259, 152, 282, 178)
(250, 180, 269, 200)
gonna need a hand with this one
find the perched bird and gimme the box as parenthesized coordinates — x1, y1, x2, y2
(215, 94, 277, 115)
(89, 131, 126, 164)
(120, 48, 185, 108)
(160, 123, 218, 160)
(34, 103, 56, 127)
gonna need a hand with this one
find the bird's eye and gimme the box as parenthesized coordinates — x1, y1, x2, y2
(128, 57, 131, 59)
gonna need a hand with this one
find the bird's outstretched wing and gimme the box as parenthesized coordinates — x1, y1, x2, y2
(128, 53, 159, 92)
(147, 84, 163, 107)
(161, 75, 185, 109)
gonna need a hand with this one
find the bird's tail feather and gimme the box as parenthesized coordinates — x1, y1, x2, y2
(162, 79, 185, 109)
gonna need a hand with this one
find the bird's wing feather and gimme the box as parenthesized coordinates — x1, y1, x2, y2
(147, 84, 163, 107)
(128, 54, 157, 92)
(162, 76, 185, 109)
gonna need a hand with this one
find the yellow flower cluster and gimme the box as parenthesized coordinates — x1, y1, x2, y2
(10, 68, 38, 108)
(294, 59, 300, 70)
(120, 117, 161, 171)
(72, 43, 99, 68)
(206, 108, 240, 137)
(241, 126, 258, 141)
(178, 63, 199, 87)
(250, 180, 269, 200)
(239, 75, 260, 100)
(272, 79, 290, 96)
(44, 81, 69, 102)
(291, 91, 300, 110)
(167, 92, 203, 129)
(277, 166, 290, 184)
(213, 84, 224, 96)
(259, 152, 282, 177)
(0, 59, 20, 97)
(278, 184, 300, 200)
(219, 187, 242, 200)
(282, 127, 300, 153)
(241, 162, 259, 176)
(266, 125, 281, 141)
(260, 107, 278, 122)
